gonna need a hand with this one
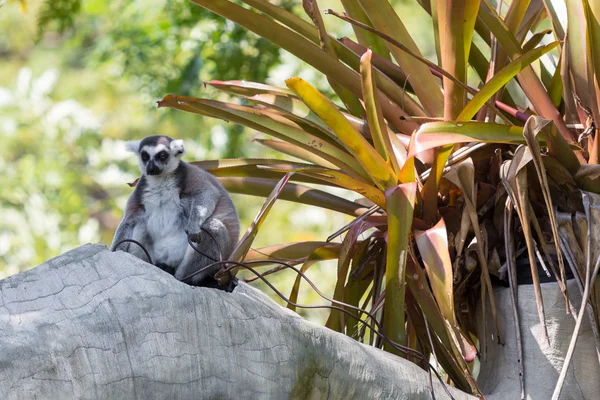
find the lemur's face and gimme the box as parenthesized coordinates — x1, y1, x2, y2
(126, 135, 185, 176)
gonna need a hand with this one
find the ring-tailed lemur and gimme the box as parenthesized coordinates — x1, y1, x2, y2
(110, 135, 240, 286)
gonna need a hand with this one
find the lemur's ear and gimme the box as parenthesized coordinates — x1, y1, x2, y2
(125, 140, 141, 153)
(170, 139, 185, 156)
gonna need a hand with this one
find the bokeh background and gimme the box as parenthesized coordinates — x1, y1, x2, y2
(0, 0, 433, 321)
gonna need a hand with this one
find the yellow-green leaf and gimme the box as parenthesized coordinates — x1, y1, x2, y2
(286, 77, 397, 190)
(458, 42, 560, 122)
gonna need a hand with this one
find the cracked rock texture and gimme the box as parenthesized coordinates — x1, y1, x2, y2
(0, 244, 473, 400)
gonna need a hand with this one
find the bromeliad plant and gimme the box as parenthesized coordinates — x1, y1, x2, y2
(158, 0, 600, 396)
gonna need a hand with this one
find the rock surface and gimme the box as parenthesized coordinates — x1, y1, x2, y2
(0, 244, 472, 400)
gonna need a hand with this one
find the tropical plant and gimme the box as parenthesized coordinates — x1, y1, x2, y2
(158, 1, 600, 397)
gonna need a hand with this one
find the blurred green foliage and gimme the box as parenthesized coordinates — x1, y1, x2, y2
(0, 0, 432, 322)
(0, 0, 358, 321)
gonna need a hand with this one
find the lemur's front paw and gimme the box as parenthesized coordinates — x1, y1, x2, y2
(185, 229, 202, 243)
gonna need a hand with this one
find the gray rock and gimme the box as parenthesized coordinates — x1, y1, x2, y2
(0, 244, 472, 400)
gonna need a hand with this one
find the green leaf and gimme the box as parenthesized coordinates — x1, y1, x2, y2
(408, 121, 582, 158)
(288, 244, 342, 311)
(357, 0, 443, 116)
(360, 49, 401, 174)
(192, 159, 338, 186)
(250, 138, 339, 169)
(326, 221, 369, 333)
(436, 0, 480, 119)
(479, 0, 578, 146)
(458, 42, 560, 122)
(245, 93, 330, 134)
(340, 0, 390, 57)
(191, 0, 411, 133)
(335, 37, 428, 122)
(541, 0, 566, 40)
(218, 173, 293, 283)
(217, 176, 369, 217)
(405, 258, 478, 376)
(205, 80, 296, 97)
(383, 182, 416, 352)
(566, 0, 599, 125)
(522, 30, 552, 52)
(286, 77, 397, 190)
(239, 0, 318, 43)
(244, 241, 333, 264)
(339, 37, 408, 87)
(245, 93, 376, 144)
(343, 239, 373, 338)
(415, 218, 456, 325)
(260, 164, 387, 208)
(303, 0, 365, 117)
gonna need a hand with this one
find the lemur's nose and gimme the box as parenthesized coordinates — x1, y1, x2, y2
(146, 161, 160, 175)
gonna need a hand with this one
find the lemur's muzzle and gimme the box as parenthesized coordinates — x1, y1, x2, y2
(146, 161, 160, 175)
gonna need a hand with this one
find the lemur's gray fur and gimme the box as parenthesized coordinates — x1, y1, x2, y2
(110, 135, 240, 286)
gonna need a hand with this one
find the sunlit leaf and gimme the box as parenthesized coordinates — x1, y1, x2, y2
(405, 257, 478, 366)
(303, 0, 365, 117)
(458, 42, 560, 122)
(250, 138, 339, 169)
(286, 77, 397, 190)
(479, 0, 578, 145)
(191, 0, 413, 133)
(339, 36, 407, 87)
(436, 0, 480, 119)
(408, 121, 582, 159)
(360, 49, 405, 176)
(192, 159, 335, 186)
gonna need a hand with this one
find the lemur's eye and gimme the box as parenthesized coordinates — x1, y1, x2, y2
(156, 151, 169, 162)
(141, 151, 150, 162)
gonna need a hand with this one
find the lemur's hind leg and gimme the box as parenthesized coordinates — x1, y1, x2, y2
(175, 218, 233, 286)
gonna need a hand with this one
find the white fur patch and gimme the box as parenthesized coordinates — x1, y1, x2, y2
(143, 176, 188, 266)
(170, 139, 185, 155)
